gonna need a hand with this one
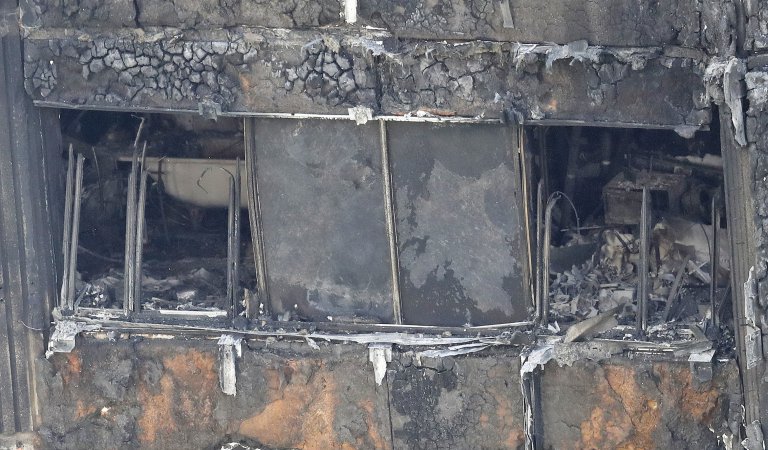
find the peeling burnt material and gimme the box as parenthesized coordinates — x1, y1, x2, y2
(359, 0, 701, 47)
(24, 29, 710, 127)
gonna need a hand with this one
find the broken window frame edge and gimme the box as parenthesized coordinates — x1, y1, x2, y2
(65, 305, 534, 334)
(35, 102, 713, 132)
(33, 102, 506, 124)
(50, 315, 724, 364)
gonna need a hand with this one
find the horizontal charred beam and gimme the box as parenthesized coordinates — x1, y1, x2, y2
(23, 28, 711, 127)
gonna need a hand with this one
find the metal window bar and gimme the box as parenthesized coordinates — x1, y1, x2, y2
(378, 120, 403, 325)
(539, 195, 559, 326)
(122, 150, 138, 314)
(59, 144, 74, 309)
(243, 118, 270, 319)
(227, 159, 242, 320)
(61, 150, 84, 311)
(535, 180, 544, 324)
(122, 142, 148, 314)
(133, 144, 149, 313)
(710, 194, 721, 328)
(636, 187, 650, 334)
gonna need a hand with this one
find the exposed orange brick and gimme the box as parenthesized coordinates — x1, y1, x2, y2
(239, 360, 341, 449)
(137, 373, 176, 445)
(579, 365, 661, 450)
(137, 349, 218, 445)
(654, 364, 720, 424)
(59, 351, 82, 385)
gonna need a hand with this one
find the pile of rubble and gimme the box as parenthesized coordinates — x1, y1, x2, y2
(548, 216, 729, 330)
(76, 258, 229, 312)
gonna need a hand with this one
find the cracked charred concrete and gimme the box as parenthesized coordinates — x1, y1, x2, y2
(358, 0, 701, 48)
(24, 29, 378, 115)
(24, 29, 711, 127)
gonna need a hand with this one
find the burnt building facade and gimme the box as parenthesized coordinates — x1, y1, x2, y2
(0, 0, 767, 448)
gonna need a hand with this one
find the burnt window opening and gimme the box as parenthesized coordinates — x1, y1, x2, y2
(59, 111, 247, 320)
(57, 111, 531, 328)
(528, 123, 733, 342)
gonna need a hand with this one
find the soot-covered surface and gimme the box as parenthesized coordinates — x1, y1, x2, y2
(388, 123, 528, 326)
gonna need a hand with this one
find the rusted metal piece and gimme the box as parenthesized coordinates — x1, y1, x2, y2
(637, 187, 650, 333)
(60, 144, 75, 309)
(379, 120, 402, 324)
(65, 154, 84, 310)
(243, 119, 270, 319)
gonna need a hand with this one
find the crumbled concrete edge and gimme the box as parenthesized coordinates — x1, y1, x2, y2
(45, 319, 101, 358)
(348, 105, 373, 124)
(705, 56, 747, 146)
(368, 343, 392, 385)
(218, 334, 243, 396)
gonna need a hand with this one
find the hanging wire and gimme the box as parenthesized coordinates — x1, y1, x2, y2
(546, 190, 581, 231)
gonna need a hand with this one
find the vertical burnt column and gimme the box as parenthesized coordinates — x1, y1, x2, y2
(0, 3, 63, 432)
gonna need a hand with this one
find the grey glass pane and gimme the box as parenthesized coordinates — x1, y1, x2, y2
(389, 122, 528, 326)
(252, 119, 394, 322)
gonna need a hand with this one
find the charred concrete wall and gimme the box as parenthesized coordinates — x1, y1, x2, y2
(1, 0, 765, 446)
(34, 336, 737, 450)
